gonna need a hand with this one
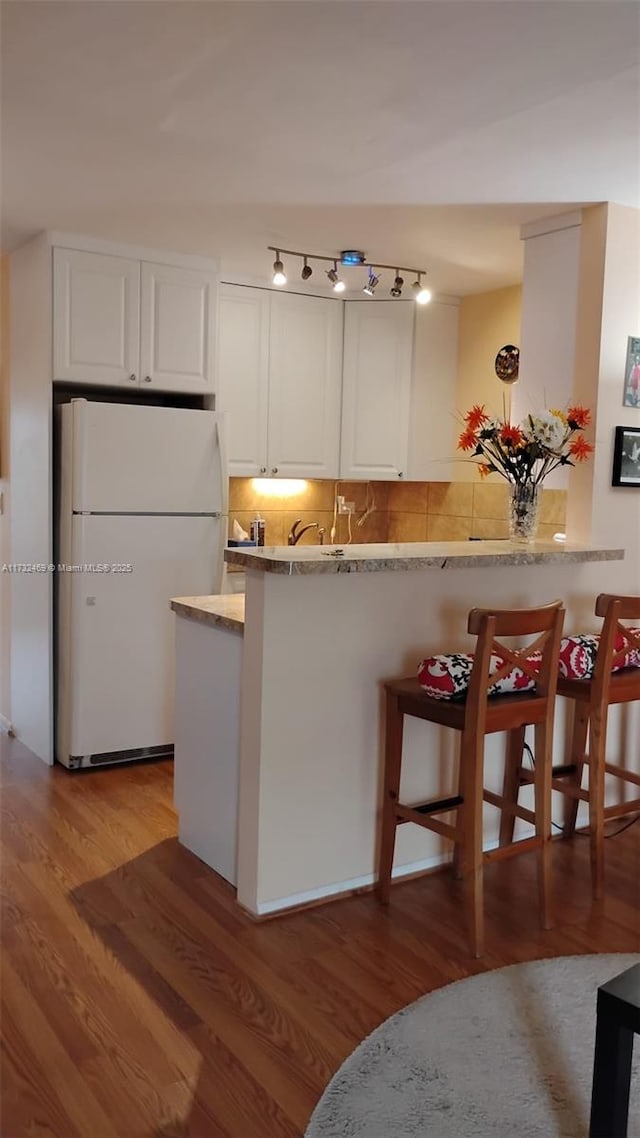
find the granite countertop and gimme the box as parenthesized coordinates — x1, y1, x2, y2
(224, 540, 625, 576)
(171, 594, 245, 632)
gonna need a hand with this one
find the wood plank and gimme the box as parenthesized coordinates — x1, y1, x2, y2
(2, 734, 639, 1138)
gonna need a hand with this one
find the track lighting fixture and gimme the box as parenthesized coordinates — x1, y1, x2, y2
(390, 272, 404, 298)
(327, 261, 345, 292)
(272, 252, 287, 287)
(412, 274, 432, 305)
(267, 247, 430, 301)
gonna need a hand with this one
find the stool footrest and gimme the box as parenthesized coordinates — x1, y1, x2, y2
(551, 778, 589, 802)
(551, 763, 579, 778)
(484, 834, 544, 863)
(395, 798, 462, 844)
(605, 762, 640, 788)
(603, 800, 640, 820)
(409, 794, 464, 817)
(483, 788, 536, 827)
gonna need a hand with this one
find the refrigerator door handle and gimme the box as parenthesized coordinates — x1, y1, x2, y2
(216, 415, 229, 518)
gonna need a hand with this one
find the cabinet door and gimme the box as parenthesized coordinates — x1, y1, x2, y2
(216, 284, 269, 475)
(340, 301, 414, 480)
(268, 293, 343, 478)
(140, 262, 216, 393)
(53, 248, 140, 386)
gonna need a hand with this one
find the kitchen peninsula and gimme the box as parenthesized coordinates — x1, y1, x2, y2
(172, 540, 627, 918)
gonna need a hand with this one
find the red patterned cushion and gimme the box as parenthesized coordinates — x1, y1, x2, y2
(417, 652, 541, 701)
(559, 630, 640, 680)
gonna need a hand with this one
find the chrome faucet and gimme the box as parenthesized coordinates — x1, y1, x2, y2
(288, 519, 325, 545)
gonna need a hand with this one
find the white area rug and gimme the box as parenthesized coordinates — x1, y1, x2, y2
(306, 954, 640, 1137)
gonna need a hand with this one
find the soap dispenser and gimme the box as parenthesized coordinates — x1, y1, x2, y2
(250, 513, 265, 547)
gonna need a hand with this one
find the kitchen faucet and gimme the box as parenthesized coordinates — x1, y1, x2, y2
(288, 519, 325, 545)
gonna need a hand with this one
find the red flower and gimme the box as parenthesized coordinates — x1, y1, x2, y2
(569, 435, 594, 462)
(477, 463, 493, 478)
(465, 404, 489, 431)
(567, 405, 591, 429)
(458, 427, 478, 452)
(499, 424, 523, 447)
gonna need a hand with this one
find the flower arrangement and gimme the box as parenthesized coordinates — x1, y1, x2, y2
(457, 404, 594, 485)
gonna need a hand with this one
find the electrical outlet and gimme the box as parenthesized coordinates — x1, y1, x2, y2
(337, 496, 355, 515)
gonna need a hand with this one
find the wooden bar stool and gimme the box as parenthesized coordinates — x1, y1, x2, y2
(377, 601, 565, 958)
(502, 593, 640, 900)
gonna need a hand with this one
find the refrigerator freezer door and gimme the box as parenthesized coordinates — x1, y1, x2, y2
(67, 400, 227, 515)
(57, 514, 225, 765)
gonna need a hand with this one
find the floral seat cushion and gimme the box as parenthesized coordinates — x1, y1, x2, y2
(417, 652, 540, 701)
(559, 630, 640, 680)
(417, 629, 640, 701)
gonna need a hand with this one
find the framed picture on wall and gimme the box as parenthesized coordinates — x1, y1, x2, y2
(612, 426, 640, 487)
(623, 336, 640, 407)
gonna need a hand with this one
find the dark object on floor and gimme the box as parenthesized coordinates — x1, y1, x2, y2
(590, 962, 640, 1138)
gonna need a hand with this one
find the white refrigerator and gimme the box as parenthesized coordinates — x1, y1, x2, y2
(56, 399, 228, 769)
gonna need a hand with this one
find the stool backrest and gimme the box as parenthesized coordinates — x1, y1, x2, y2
(465, 601, 565, 722)
(592, 593, 640, 699)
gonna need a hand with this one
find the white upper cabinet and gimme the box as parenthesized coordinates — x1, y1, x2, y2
(216, 286, 343, 479)
(53, 249, 140, 386)
(340, 301, 414, 480)
(268, 292, 343, 479)
(140, 262, 216, 393)
(53, 245, 217, 393)
(216, 284, 269, 475)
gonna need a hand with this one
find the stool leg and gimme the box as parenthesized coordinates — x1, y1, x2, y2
(452, 744, 466, 879)
(589, 708, 607, 901)
(377, 689, 404, 905)
(533, 720, 553, 931)
(459, 728, 484, 958)
(499, 726, 526, 846)
(563, 703, 589, 837)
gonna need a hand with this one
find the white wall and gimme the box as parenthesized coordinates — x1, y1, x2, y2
(514, 213, 583, 490)
(568, 204, 640, 585)
(0, 257, 11, 729)
(8, 236, 53, 762)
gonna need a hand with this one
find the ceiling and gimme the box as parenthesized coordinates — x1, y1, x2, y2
(2, 1, 638, 297)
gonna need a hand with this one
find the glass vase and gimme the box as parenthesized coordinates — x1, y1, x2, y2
(508, 482, 540, 543)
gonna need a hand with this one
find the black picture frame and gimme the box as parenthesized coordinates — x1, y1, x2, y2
(612, 426, 640, 487)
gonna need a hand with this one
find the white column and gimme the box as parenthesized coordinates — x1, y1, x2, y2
(514, 212, 583, 492)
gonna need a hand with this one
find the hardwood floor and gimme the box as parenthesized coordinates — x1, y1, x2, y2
(1, 734, 639, 1138)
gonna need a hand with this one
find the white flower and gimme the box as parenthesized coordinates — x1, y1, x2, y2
(523, 411, 566, 452)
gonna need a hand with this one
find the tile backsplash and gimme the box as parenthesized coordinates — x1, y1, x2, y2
(229, 478, 567, 546)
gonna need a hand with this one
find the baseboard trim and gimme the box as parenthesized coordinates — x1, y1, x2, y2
(0, 714, 15, 736)
(253, 842, 502, 917)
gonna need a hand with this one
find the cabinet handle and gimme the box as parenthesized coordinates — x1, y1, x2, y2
(271, 467, 278, 475)
(398, 471, 404, 479)
(129, 373, 137, 382)
(260, 466, 267, 474)
(143, 375, 152, 383)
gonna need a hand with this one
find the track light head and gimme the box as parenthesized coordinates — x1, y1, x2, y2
(390, 272, 404, 298)
(301, 257, 313, 281)
(412, 275, 432, 305)
(363, 270, 379, 297)
(272, 253, 287, 287)
(327, 262, 345, 292)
